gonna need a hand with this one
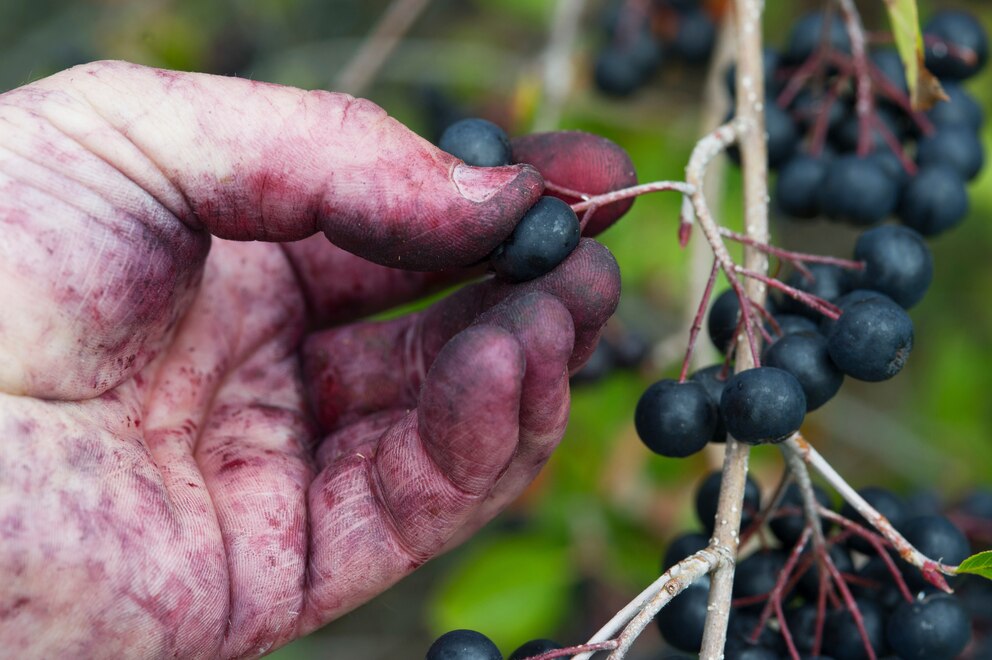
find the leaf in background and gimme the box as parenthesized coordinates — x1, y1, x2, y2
(882, 0, 945, 109)
(956, 550, 992, 580)
(428, 534, 573, 651)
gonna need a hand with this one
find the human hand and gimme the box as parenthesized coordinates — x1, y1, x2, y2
(0, 61, 623, 658)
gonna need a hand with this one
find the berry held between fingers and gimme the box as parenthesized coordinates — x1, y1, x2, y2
(490, 196, 580, 283)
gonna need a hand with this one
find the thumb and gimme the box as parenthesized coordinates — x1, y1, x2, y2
(34, 60, 544, 270)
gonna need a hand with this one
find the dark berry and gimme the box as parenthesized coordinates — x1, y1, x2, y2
(570, 337, 615, 385)
(634, 379, 716, 458)
(672, 9, 716, 64)
(655, 581, 710, 652)
(783, 12, 851, 65)
(777, 263, 852, 319)
(733, 551, 789, 613)
(707, 288, 743, 354)
(594, 28, 662, 96)
(823, 597, 888, 660)
(898, 515, 970, 591)
(927, 83, 983, 130)
(924, 10, 989, 80)
(897, 166, 969, 236)
(508, 639, 561, 660)
(826, 295, 913, 381)
(439, 118, 512, 167)
(840, 486, 908, 555)
(819, 289, 894, 336)
(774, 154, 828, 219)
(763, 331, 843, 411)
(608, 329, 651, 368)
(767, 314, 820, 343)
(854, 225, 933, 309)
(720, 367, 807, 444)
(663, 531, 710, 571)
(696, 470, 762, 536)
(868, 149, 911, 195)
(765, 104, 800, 168)
(959, 487, 992, 520)
(689, 365, 730, 443)
(887, 593, 972, 660)
(427, 629, 503, 660)
(490, 196, 580, 282)
(820, 155, 898, 226)
(915, 126, 985, 181)
(770, 482, 833, 548)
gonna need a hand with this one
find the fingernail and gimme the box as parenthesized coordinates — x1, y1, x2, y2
(452, 163, 525, 203)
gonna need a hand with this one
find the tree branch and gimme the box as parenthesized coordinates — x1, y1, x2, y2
(698, 0, 769, 655)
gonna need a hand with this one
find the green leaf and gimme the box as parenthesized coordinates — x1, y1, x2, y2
(882, 0, 944, 109)
(427, 534, 574, 651)
(956, 550, 992, 580)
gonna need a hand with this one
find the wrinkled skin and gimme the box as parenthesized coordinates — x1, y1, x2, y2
(0, 62, 622, 658)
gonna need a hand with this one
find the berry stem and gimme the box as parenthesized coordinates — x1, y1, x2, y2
(568, 180, 695, 213)
(734, 266, 842, 320)
(544, 180, 592, 201)
(836, 0, 875, 158)
(750, 526, 812, 648)
(524, 640, 618, 660)
(678, 260, 720, 383)
(817, 508, 916, 604)
(821, 542, 878, 660)
(718, 228, 866, 272)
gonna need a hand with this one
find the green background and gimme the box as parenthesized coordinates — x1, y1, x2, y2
(2, 0, 989, 657)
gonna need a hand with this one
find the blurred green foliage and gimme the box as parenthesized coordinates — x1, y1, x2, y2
(3, 0, 990, 657)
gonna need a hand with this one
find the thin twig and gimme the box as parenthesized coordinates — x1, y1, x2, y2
(698, 0, 769, 656)
(606, 548, 726, 659)
(532, 0, 588, 132)
(837, 0, 874, 157)
(571, 549, 723, 660)
(335, 0, 432, 95)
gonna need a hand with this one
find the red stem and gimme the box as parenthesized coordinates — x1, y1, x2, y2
(679, 261, 720, 382)
(719, 228, 865, 271)
(735, 267, 842, 320)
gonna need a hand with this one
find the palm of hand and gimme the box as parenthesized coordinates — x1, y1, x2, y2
(0, 62, 621, 658)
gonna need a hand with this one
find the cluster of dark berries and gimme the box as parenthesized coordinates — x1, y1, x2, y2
(423, 486, 991, 658)
(655, 476, 990, 660)
(635, 222, 931, 458)
(593, 0, 717, 97)
(437, 118, 582, 283)
(726, 9, 987, 236)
